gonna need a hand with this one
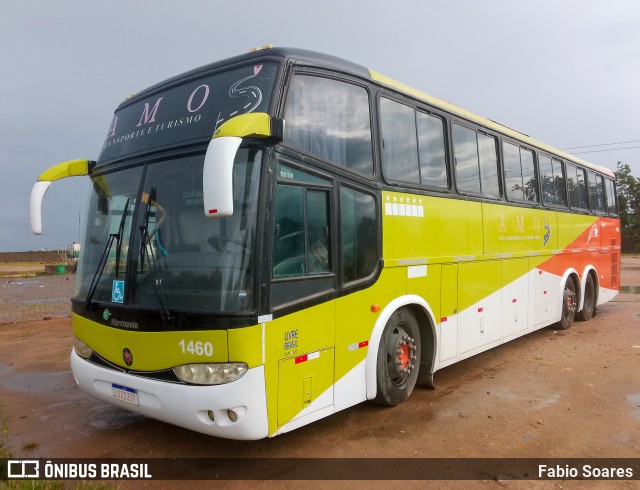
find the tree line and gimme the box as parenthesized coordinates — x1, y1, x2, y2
(615, 162, 640, 239)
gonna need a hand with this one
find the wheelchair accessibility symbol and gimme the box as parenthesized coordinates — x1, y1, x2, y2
(112, 280, 125, 303)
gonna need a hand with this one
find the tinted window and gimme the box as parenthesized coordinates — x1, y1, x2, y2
(341, 187, 377, 283)
(588, 172, 606, 213)
(273, 184, 331, 278)
(380, 98, 419, 183)
(417, 112, 448, 188)
(576, 167, 588, 210)
(453, 124, 499, 197)
(567, 163, 588, 210)
(306, 190, 331, 274)
(453, 124, 481, 194)
(504, 142, 538, 203)
(605, 178, 618, 215)
(539, 155, 554, 204)
(477, 133, 500, 197)
(503, 141, 523, 200)
(520, 147, 537, 202)
(285, 75, 373, 175)
(540, 155, 566, 207)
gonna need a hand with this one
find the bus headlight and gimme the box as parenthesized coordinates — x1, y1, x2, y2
(73, 336, 93, 359)
(174, 363, 248, 385)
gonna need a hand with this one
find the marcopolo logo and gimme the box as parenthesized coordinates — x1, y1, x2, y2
(103, 308, 139, 330)
(110, 318, 139, 330)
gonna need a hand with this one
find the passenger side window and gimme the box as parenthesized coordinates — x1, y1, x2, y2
(379, 98, 449, 189)
(588, 171, 606, 213)
(341, 187, 378, 283)
(567, 163, 589, 211)
(539, 155, 567, 207)
(380, 98, 419, 183)
(273, 184, 331, 278)
(605, 178, 618, 215)
(503, 141, 537, 202)
(453, 124, 500, 198)
(417, 112, 448, 188)
(285, 75, 373, 176)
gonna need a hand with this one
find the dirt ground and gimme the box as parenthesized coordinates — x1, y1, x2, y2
(1, 258, 639, 487)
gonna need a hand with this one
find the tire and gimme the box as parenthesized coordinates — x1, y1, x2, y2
(557, 278, 577, 330)
(576, 274, 596, 321)
(375, 309, 421, 406)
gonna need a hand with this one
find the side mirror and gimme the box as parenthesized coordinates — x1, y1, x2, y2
(202, 136, 242, 217)
(30, 181, 53, 235)
(30, 159, 94, 234)
(202, 113, 283, 218)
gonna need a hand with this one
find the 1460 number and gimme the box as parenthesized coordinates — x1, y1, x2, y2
(179, 339, 213, 357)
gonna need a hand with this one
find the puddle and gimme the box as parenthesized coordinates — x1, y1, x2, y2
(0, 370, 72, 395)
(626, 394, 640, 418)
(19, 297, 70, 305)
(531, 393, 563, 411)
(4, 280, 40, 286)
(88, 405, 146, 429)
(490, 388, 564, 411)
(620, 286, 640, 294)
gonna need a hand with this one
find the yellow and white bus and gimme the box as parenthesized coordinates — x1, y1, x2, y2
(30, 47, 620, 440)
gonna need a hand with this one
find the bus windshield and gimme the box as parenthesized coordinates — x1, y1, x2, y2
(76, 147, 262, 314)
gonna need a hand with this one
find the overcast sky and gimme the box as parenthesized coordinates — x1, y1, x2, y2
(1, 0, 639, 252)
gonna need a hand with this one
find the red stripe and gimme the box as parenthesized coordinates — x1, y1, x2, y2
(295, 354, 308, 364)
(208, 209, 218, 214)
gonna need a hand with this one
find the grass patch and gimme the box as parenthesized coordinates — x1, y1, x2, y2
(0, 404, 12, 459)
(20, 441, 39, 453)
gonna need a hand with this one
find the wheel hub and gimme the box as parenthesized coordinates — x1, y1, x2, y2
(388, 327, 417, 383)
(565, 287, 576, 313)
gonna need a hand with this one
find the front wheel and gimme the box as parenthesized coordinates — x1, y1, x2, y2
(576, 274, 596, 321)
(375, 309, 421, 406)
(557, 278, 577, 330)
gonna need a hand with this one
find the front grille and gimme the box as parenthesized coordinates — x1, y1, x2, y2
(86, 351, 184, 384)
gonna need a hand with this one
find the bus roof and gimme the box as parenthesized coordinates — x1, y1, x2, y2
(119, 47, 613, 178)
(368, 70, 613, 177)
(118, 47, 370, 110)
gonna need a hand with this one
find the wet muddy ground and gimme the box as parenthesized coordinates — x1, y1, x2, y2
(1, 258, 639, 487)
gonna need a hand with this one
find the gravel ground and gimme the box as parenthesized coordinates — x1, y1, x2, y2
(0, 258, 638, 487)
(0, 274, 74, 324)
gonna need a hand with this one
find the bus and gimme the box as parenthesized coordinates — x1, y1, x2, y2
(30, 47, 620, 440)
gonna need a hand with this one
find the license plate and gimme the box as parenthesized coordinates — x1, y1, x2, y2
(112, 383, 139, 406)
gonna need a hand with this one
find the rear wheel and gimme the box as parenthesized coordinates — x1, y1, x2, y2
(577, 274, 596, 321)
(557, 278, 577, 330)
(375, 309, 421, 406)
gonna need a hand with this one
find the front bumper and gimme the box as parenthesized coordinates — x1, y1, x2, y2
(70, 349, 269, 440)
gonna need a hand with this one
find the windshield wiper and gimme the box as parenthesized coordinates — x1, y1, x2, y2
(139, 188, 173, 321)
(85, 198, 130, 309)
(114, 198, 131, 279)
